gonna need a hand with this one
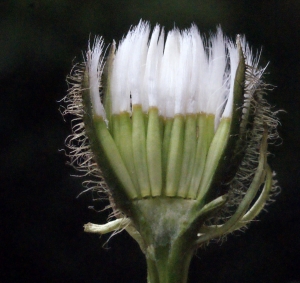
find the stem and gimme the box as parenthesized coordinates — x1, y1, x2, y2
(147, 257, 160, 283)
(130, 198, 202, 283)
(146, 240, 194, 283)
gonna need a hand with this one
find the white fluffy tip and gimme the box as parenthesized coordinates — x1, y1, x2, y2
(86, 37, 106, 118)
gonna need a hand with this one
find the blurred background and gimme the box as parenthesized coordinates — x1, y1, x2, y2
(1, 0, 299, 282)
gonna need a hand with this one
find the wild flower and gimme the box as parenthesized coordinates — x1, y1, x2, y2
(61, 21, 279, 283)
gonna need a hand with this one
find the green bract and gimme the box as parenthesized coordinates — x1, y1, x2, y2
(62, 21, 279, 283)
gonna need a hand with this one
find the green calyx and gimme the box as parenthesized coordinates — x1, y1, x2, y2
(83, 106, 233, 202)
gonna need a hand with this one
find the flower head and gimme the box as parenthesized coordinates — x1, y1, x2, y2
(62, 20, 279, 283)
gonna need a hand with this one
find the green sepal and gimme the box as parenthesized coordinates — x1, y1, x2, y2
(220, 37, 249, 183)
(177, 114, 197, 198)
(204, 114, 215, 148)
(118, 112, 139, 195)
(235, 163, 273, 227)
(178, 194, 228, 245)
(81, 70, 137, 212)
(187, 113, 208, 199)
(93, 117, 138, 199)
(147, 107, 163, 197)
(197, 118, 232, 201)
(111, 114, 121, 147)
(165, 114, 185, 196)
(162, 118, 173, 191)
(132, 105, 151, 197)
(196, 128, 268, 245)
(196, 40, 246, 203)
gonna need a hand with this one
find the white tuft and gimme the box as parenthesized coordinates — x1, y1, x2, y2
(110, 21, 150, 114)
(128, 21, 150, 108)
(192, 26, 207, 114)
(205, 28, 227, 117)
(86, 37, 106, 118)
(222, 39, 239, 118)
(110, 32, 132, 114)
(144, 25, 164, 108)
(174, 30, 192, 115)
(159, 29, 180, 117)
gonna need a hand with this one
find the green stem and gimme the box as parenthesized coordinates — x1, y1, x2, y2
(147, 257, 160, 283)
(146, 240, 194, 283)
(130, 198, 207, 283)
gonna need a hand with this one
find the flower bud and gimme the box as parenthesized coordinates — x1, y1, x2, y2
(62, 21, 279, 283)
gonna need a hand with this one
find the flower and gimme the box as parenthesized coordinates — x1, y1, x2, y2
(62, 20, 279, 283)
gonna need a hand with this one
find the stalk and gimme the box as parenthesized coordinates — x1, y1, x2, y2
(146, 241, 194, 283)
(129, 198, 219, 283)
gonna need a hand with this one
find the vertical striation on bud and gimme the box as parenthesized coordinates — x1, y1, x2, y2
(61, 20, 280, 283)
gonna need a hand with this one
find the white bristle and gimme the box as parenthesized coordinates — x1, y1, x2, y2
(159, 29, 180, 117)
(86, 37, 106, 118)
(144, 25, 164, 108)
(222, 39, 239, 118)
(205, 28, 227, 117)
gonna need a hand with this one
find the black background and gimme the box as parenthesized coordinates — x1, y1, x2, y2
(1, 1, 300, 282)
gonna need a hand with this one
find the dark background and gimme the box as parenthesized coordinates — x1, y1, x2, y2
(1, 1, 299, 282)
